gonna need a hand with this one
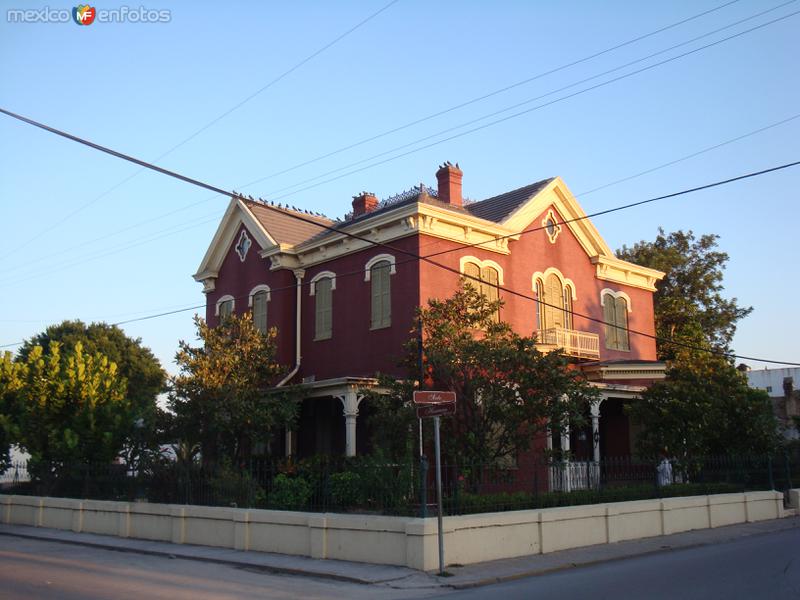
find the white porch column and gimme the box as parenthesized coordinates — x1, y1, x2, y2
(560, 423, 571, 454)
(284, 428, 293, 457)
(590, 401, 601, 463)
(337, 386, 364, 457)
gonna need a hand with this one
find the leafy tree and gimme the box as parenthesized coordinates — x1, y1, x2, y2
(18, 321, 166, 468)
(616, 229, 751, 363)
(0, 352, 24, 472)
(371, 283, 598, 466)
(168, 314, 298, 468)
(19, 320, 165, 413)
(12, 342, 130, 481)
(629, 358, 778, 460)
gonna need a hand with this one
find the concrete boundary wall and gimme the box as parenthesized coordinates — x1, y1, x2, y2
(0, 491, 790, 571)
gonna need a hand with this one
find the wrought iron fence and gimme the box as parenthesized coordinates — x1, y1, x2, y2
(1, 451, 797, 517)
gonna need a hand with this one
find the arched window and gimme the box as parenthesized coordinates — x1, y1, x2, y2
(532, 269, 576, 331)
(602, 290, 631, 351)
(461, 257, 503, 322)
(216, 295, 235, 320)
(249, 285, 270, 334)
(313, 276, 334, 340)
(370, 260, 392, 329)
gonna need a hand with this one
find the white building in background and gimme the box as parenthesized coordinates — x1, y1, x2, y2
(745, 367, 800, 440)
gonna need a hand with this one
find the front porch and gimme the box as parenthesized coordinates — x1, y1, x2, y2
(284, 377, 382, 459)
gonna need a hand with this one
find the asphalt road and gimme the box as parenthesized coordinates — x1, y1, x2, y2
(2, 528, 798, 599)
(0, 536, 438, 600)
(427, 527, 800, 600)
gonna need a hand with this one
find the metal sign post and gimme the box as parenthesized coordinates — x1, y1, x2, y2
(433, 415, 445, 576)
(413, 390, 454, 577)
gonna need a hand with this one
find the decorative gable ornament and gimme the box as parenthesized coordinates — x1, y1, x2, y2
(542, 209, 562, 244)
(235, 230, 252, 262)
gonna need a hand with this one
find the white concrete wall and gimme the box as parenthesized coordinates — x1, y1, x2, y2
(0, 490, 790, 571)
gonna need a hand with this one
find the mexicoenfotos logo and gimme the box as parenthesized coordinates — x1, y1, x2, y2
(6, 5, 171, 24)
(72, 5, 96, 25)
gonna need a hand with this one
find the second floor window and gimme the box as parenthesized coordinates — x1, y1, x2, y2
(314, 277, 333, 340)
(536, 272, 573, 331)
(603, 292, 630, 351)
(217, 295, 234, 321)
(370, 260, 392, 329)
(252, 290, 268, 334)
(463, 260, 501, 321)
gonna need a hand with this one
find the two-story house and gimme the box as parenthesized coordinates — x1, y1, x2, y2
(194, 163, 666, 462)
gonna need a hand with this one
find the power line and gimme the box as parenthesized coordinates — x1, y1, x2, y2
(5, 110, 797, 281)
(236, 0, 745, 186)
(0, 0, 400, 262)
(0, 107, 798, 365)
(258, 7, 800, 202)
(0, 1, 786, 278)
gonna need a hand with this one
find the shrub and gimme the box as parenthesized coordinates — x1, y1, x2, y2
(267, 474, 312, 510)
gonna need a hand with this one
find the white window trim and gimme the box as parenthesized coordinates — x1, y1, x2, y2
(600, 288, 632, 312)
(541, 208, 562, 243)
(215, 294, 235, 316)
(235, 229, 252, 262)
(309, 271, 337, 296)
(248, 284, 272, 307)
(532, 267, 577, 300)
(364, 254, 397, 281)
(459, 256, 505, 285)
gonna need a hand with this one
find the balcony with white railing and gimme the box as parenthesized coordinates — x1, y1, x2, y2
(537, 327, 600, 360)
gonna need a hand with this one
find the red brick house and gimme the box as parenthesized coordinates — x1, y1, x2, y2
(194, 163, 666, 462)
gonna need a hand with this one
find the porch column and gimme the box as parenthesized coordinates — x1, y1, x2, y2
(284, 428, 293, 457)
(336, 387, 364, 457)
(590, 401, 601, 463)
(560, 423, 571, 455)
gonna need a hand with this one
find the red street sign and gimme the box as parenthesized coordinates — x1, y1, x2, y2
(413, 391, 456, 405)
(416, 402, 456, 419)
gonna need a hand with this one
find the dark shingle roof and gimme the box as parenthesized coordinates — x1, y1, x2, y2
(243, 177, 554, 249)
(465, 178, 554, 223)
(243, 199, 334, 247)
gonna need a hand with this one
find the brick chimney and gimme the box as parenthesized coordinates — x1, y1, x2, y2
(436, 162, 463, 207)
(352, 191, 379, 217)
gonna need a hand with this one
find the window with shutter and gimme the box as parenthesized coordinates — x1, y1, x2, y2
(603, 293, 630, 351)
(482, 266, 500, 321)
(315, 277, 333, 340)
(370, 260, 391, 329)
(253, 290, 268, 334)
(218, 299, 233, 320)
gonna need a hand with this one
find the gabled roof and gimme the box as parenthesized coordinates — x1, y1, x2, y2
(242, 199, 333, 246)
(465, 178, 554, 222)
(193, 196, 334, 281)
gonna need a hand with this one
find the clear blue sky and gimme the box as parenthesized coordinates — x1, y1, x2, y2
(1, 0, 798, 374)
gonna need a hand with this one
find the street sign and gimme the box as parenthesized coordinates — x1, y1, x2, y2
(416, 402, 456, 419)
(413, 390, 456, 405)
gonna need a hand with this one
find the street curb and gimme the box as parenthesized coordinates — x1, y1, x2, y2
(0, 529, 380, 586)
(440, 516, 800, 590)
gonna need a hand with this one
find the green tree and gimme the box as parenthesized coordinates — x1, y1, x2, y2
(0, 352, 24, 471)
(616, 229, 751, 363)
(18, 321, 166, 467)
(629, 359, 778, 460)
(371, 284, 598, 466)
(168, 314, 298, 468)
(13, 342, 130, 481)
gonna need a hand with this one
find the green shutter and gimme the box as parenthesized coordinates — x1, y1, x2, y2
(315, 278, 332, 339)
(253, 291, 268, 334)
(603, 294, 617, 349)
(615, 297, 629, 351)
(371, 261, 392, 329)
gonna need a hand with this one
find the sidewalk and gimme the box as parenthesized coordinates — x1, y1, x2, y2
(2, 516, 798, 591)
